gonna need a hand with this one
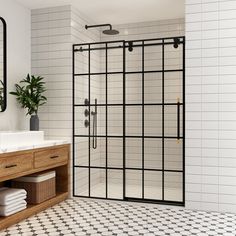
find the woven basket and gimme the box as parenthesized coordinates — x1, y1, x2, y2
(12, 177, 56, 204)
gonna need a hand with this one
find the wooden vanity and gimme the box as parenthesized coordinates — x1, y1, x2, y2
(0, 143, 70, 230)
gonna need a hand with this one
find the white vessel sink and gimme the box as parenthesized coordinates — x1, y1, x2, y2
(0, 131, 68, 153)
(0, 131, 44, 148)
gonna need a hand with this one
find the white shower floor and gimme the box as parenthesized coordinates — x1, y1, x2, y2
(80, 182, 182, 202)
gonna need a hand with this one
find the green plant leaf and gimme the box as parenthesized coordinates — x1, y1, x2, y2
(9, 74, 47, 116)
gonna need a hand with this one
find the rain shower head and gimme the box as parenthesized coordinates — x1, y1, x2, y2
(85, 24, 119, 35)
(103, 28, 119, 35)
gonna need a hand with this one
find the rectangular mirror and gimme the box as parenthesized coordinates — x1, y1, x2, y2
(0, 17, 6, 112)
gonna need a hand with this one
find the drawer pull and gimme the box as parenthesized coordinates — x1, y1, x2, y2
(5, 164, 17, 169)
(50, 155, 59, 159)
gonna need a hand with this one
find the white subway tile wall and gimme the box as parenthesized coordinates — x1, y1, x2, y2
(31, 5, 101, 195)
(186, 0, 236, 213)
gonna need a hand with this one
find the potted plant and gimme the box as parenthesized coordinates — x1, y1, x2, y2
(10, 74, 47, 131)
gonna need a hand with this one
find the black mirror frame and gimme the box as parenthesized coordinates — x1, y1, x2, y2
(0, 16, 6, 112)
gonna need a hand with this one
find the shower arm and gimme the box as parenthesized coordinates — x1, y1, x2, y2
(85, 24, 112, 30)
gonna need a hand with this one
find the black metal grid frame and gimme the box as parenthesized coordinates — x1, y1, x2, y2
(0, 17, 7, 112)
(72, 36, 185, 206)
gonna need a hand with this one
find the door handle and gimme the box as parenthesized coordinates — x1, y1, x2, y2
(177, 98, 180, 141)
(5, 164, 17, 168)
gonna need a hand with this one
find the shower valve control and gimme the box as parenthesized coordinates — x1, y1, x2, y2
(84, 99, 89, 105)
(84, 109, 89, 117)
(84, 119, 89, 128)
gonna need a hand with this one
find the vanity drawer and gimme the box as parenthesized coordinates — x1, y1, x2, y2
(34, 147, 68, 168)
(0, 153, 34, 178)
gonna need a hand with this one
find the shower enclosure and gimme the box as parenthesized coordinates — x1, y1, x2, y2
(72, 36, 185, 205)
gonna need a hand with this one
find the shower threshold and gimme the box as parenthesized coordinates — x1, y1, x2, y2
(78, 182, 183, 203)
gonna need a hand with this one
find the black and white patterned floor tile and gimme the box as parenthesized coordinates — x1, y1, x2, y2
(1, 198, 236, 236)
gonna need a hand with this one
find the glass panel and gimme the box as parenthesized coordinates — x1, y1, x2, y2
(100, 45, 106, 74)
(144, 171, 162, 200)
(74, 137, 88, 166)
(165, 139, 183, 171)
(164, 105, 176, 137)
(107, 138, 123, 168)
(144, 138, 162, 169)
(75, 168, 89, 196)
(75, 106, 89, 136)
(164, 172, 183, 202)
(144, 44, 162, 71)
(108, 169, 123, 199)
(164, 43, 183, 71)
(144, 73, 162, 104)
(126, 106, 142, 136)
(91, 75, 105, 105)
(108, 106, 123, 136)
(74, 45, 88, 75)
(126, 74, 142, 104)
(90, 138, 106, 167)
(126, 44, 142, 72)
(91, 105, 105, 136)
(108, 74, 123, 104)
(126, 138, 142, 168)
(75, 76, 88, 105)
(164, 72, 182, 103)
(125, 170, 142, 198)
(91, 168, 106, 198)
(164, 105, 183, 137)
(90, 44, 104, 74)
(144, 105, 162, 136)
(108, 44, 123, 72)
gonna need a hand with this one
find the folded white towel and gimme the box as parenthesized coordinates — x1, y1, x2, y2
(0, 200, 26, 212)
(0, 188, 27, 205)
(0, 197, 27, 207)
(0, 201, 27, 216)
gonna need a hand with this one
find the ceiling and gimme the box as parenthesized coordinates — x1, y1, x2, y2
(15, 0, 185, 24)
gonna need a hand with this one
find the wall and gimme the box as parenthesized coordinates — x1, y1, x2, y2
(31, 5, 72, 140)
(31, 5, 101, 195)
(71, 6, 101, 194)
(0, 0, 31, 130)
(186, 0, 236, 213)
(33, 8, 185, 200)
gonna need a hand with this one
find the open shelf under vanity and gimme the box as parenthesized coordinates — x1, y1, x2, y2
(0, 144, 70, 230)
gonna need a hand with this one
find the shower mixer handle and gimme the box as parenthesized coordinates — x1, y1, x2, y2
(84, 109, 89, 117)
(84, 119, 89, 128)
(84, 98, 90, 105)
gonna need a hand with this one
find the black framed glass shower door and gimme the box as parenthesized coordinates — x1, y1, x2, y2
(73, 37, 185, 206)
